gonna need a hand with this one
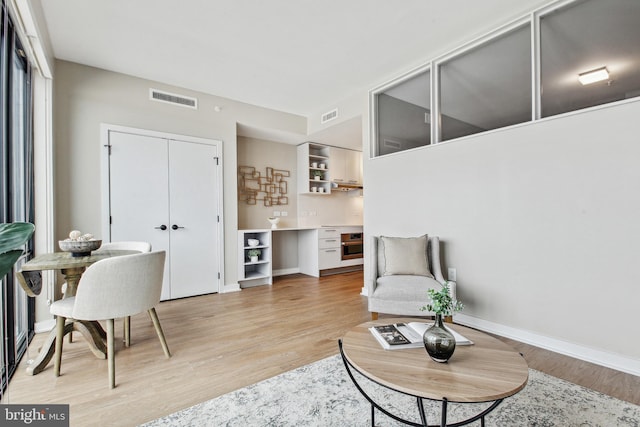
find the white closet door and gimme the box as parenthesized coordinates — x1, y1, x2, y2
(108, 131, 172, 300)
(167, 140, 219, 298)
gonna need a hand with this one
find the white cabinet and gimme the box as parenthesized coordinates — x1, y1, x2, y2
(297, 143, 332, 194)
(238, 230, 272, 287)
(318, 228, 341, 270)
(331, 148, 362, 185)
(299, 227, 344, 276)
(105, 127, 222, 300)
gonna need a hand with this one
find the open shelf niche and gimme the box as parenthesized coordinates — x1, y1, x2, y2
(237, 230, 272, 287)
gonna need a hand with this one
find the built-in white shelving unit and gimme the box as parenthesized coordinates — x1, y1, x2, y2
(237, 230, 272, 287)
(297, 142, 332, 194)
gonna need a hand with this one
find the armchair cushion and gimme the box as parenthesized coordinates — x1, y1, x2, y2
(379, 235, 433, 278)
(369, 275, 446, 316)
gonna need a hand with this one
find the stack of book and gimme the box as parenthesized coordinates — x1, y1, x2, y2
(369, 322, 473, 350)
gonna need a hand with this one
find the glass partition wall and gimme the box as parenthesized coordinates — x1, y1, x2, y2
(439, 23, 532, 142)
(376, 69, 431, 156)
(372, 0, 640, 157)
(540, 0, 640, 117)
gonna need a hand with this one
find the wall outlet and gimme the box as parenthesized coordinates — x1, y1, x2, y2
(448, 268, 457, 282)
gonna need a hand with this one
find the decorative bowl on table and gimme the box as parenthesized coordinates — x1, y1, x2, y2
(59, 239, 102, 257)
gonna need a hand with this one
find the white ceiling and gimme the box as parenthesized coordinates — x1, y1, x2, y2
(37, 0, 550, 118)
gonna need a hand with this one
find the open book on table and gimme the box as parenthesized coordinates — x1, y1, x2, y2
(369, 321, 473, 350)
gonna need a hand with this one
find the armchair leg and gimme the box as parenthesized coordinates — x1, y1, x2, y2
(371, 312, 379, 321)
(148, 307, 171, 358)
(123, 316, 131, 347)
(106, 318, 116, 389)
(54, 315, 66, 377)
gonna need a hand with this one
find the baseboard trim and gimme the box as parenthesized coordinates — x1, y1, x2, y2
(35, 318, 55, 333)
(454, 313, 640, 377)
(221, 283, 241, 293)
(273, 268, 300, 277)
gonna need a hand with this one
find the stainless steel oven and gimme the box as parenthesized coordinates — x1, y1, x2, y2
(341, 233, 363, 260)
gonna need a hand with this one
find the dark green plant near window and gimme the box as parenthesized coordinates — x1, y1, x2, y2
(0, 222, 35, 279)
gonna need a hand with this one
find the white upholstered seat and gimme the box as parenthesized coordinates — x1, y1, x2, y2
(50, 251, 170, 388)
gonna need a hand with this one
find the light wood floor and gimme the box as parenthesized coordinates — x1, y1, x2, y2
(2, 271, 638, 426)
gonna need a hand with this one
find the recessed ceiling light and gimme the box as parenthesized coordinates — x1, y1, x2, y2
(578, 67, 609, 85)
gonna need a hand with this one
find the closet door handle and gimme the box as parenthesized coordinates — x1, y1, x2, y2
(154, 225, 167, 231)
(172, 224, 184, 230)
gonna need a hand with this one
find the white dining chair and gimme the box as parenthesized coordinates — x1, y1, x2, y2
(95, 241, 152, 346)
(50, 251, 171, 389)
(95, 241, 152, 253)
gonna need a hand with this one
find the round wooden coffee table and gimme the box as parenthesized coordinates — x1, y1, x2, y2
(339, 318, 529, 427)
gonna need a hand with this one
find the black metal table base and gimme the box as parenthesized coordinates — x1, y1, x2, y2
(338, 339, 504, 427)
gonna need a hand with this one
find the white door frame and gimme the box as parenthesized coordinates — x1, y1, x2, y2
(100, 123, 225, 293)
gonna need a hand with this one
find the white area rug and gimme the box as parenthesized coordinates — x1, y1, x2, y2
(141, 354, 640, 426)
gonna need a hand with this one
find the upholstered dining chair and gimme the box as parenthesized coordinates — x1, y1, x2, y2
(50, 251, 171, 389)
(95, 241, 152, 346)
(95, 241, 152, 253)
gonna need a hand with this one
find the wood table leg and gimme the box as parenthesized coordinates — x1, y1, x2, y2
(26, 321, 74, 375)
(60, 267, 85, 345)
(73, 321, 107, 359)
(26, 319, 107, 375)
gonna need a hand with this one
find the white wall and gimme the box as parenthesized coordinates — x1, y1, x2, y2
(364, 99, 640, 374)
(237, 136, 298, 230)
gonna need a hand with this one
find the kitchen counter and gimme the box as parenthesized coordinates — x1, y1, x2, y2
(238, 225, 363, 288)
(240, 225, 362, 233)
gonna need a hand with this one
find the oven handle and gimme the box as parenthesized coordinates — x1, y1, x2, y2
(342, 241, 363, 246)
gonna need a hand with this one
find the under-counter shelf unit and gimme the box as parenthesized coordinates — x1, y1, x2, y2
(297, 142, 332, 194)
(238, 230, 272, 287)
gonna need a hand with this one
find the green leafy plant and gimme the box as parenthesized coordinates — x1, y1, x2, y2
(0, 222, 35, 279)
(420, 281, 464, 316)
(311, 170, 323, 178)
(247, 249, 261, 258)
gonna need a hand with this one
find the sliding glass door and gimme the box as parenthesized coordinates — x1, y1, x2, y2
(1, 0, 34, 396)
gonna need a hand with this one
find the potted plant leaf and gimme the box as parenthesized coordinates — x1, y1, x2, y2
(312, 170, 323, 181)
(247, 248, 261, 263)
(419, 282, 464, 362)
(0, 222, 36, 279)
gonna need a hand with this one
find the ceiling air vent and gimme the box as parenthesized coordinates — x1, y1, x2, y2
(149, 88, 198, 109)
(321, 108, 338, 124)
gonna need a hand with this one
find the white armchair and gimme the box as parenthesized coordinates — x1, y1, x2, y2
(367, 235, 456, 319)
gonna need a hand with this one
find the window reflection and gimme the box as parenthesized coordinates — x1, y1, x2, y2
(376, 69, 431, 156)
(440, 24, 532, 142)
(540, 0, 640, 117)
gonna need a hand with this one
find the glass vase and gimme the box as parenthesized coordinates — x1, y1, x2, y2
(422, 314, 456, 362)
